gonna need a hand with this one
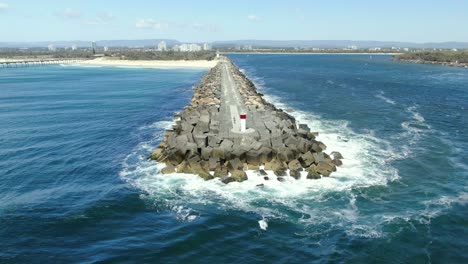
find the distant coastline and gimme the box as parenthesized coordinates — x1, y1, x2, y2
(77, 58, 218, 69)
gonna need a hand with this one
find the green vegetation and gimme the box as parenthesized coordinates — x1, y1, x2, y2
(0, 49, 94, 59)
(395, 51, 468, 63)
(113, 50, 216, 61)
(0, 48, 217, 61)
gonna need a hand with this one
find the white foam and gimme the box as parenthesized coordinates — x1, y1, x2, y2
(258, 219, 268, 230)
(375, 91, 396, 105)
(120, 70, 402, 238)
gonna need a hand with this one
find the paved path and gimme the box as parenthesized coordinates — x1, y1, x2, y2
(220, 60, 255, 135)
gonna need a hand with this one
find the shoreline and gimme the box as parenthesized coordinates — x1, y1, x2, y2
(395, 58, 468, 68)
(78, 58, 219, 69)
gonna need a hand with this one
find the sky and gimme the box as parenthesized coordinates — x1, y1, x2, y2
(0, 0, 467, 43)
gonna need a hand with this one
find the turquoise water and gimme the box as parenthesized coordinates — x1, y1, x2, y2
(0, 56, 467, 263)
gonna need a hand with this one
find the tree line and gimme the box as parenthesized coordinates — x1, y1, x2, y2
(395, 51, 468, 63)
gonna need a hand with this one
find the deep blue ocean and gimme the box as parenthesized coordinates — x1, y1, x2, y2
(0, 55, 467, 263)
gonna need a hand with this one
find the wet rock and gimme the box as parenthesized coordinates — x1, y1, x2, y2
(231, 170, 248, 182)
(289, 169, 301, 179)
(277, 177, 286, 182)
(274, 170, 287, 176)
(221, 177, 236, 184)
(214, 166, 229, 177)
(227, 158, 243, 171)
(332, 159, 343, 167)
(288, 159, 302, 171)
(161, 165, 176, 174)
(299, 151, 315, 167)
(258, 169, 268, 176)
(331, 151, 344, 160)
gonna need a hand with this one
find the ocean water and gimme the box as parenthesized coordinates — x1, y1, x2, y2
(0, 55, 467, 263)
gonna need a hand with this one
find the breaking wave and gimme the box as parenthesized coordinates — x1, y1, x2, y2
(119, 73, 404, 237)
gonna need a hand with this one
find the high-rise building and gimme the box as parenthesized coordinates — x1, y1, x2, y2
(203, 43, 212, 50)
(71, 45, 77, 51)
(104, 46, 109, 52)
(47, 44, 56, 51)
(158, 41, 167, 51)
(92, 41, 97, 54)
(179, 43, 202, 52)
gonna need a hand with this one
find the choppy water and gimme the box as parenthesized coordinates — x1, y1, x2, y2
(1, 56, 467, 263)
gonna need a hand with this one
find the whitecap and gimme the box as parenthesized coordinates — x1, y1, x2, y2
(375, 91, 396, 105)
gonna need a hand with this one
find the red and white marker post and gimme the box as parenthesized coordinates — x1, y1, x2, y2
(240, 114, 246, 132)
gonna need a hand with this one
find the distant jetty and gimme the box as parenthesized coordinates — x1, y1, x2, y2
(150, 57, 342, 183)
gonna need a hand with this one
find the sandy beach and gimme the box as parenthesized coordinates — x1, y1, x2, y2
(80, 57, 218, 69)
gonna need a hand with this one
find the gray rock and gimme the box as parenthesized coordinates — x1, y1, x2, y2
(214, 166, 229, 177)
(227, 158, 243, 171)
(312, 152, 325, 163)
(331, 151, 344, 160)
(274, 170, 287, 176)
(332, 159, 343, 167)
(288, 159, 302, 171)
(289, 169, 301, 179)
(299, 151, 315, 167)
(221, 177, 236, 184)
(258, 169, 268, 176)
(161, 165, 176, 174)
(231, 170, 248, 182)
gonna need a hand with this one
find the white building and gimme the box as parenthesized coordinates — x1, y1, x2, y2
(203, 43, 212, 50)
(347, 45, 358, 50)
(179, 43, 202, 52)
(71, 45, 77, 51)
(403, 48, 409, 52)
(158, 41, 167, 51)
(92, 41, 97, 54)
(47, 44, 56, 51)
(104, 46, 109, 52)
(172, 45, 180, 52)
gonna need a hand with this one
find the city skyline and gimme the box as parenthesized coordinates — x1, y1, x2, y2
(0, 0, 467, 43)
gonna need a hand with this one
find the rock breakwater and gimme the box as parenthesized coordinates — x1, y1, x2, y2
(150, 57, 342, 183)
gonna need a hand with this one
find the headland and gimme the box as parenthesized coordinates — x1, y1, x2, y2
(150, 56, 342, 183)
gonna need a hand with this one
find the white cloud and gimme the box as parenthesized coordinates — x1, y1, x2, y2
(84, 12, 115, 25)
(247, 14, 260, 21)
(136, 18, 168, 30)
(0, 2, 9, 11)
(54, 8, 81, 19)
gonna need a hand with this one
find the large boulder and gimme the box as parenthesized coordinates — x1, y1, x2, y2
(161, 165, 176, 174)
(315, 161, 335, 177)
(274, 170, 287, 176)
(149, 148, 164, 161)
(306, 165, 321, 179)
(312, 152, 325, 163)
(264, 159, 286, 171)
(227, 158, 243, 171)
(231, 170, 248, 182)
(299, 151, 315, 167)
(332, 159, 343, 167)
(289, 169, 301, 179)
(214, 166, 229, 177)
(331, 151, 344, 160)
(288, 159, 302, 171)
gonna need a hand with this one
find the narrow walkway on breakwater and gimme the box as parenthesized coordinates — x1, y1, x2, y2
(150, 57, 343, 183)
